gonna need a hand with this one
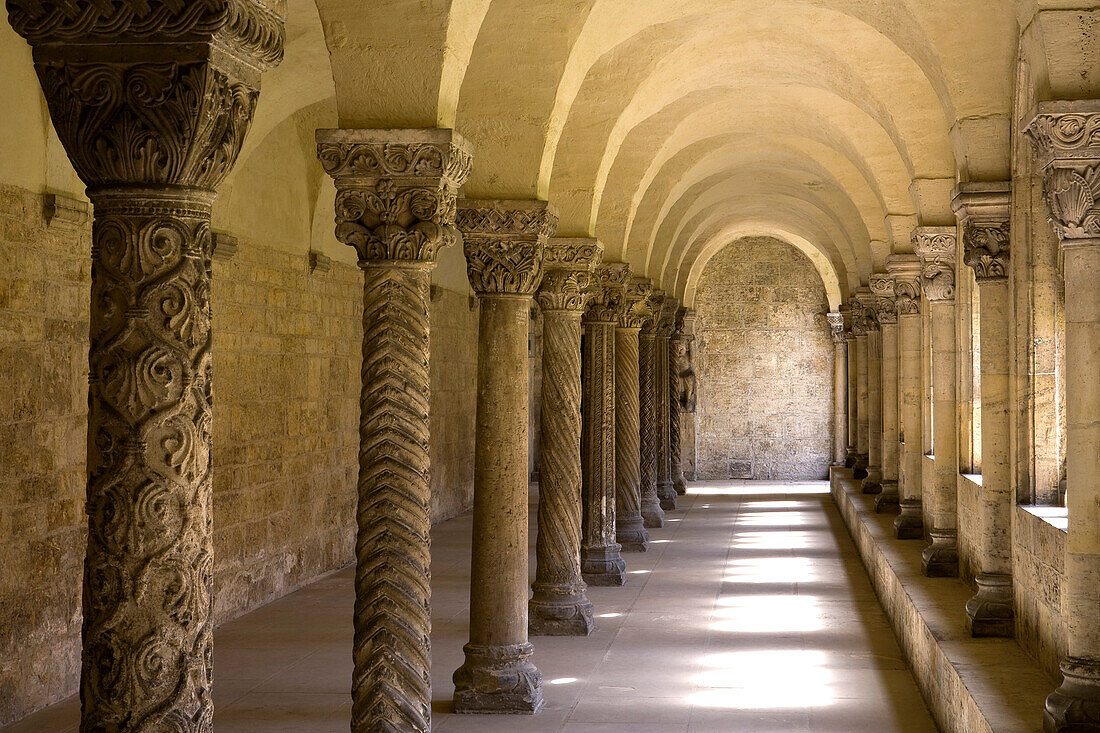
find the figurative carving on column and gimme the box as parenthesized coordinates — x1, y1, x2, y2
(317, 129, 473, 732)
(614, 275, 653, 552)
(454, 199, 556, 714)
(669, 308, 691, 496)
(913, 226, 960, 578)
(639, 288, 666, 528)
(530, 238, 601, 636)
(656, 297, 679, 510)
(5, 3, 284, 730)
(1025, 102, 1100, 733)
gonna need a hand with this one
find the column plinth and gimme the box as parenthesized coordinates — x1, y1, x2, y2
(581, 264, 629, 586)
(955, 182, 1015, 637)
(5, 7, 284, 728)
(914, 227, 960, 577)
(453, 199, 556, 715)
(529, 239, 601, 636)
(656, 299, 679, 510)
(1026, 101, 1100, 733)
(828, 313, 849, 466)
(874, 272, 900, 512)
(318, 129, 473, 731)
(615, 276, 652, 552)
(639, 288, 665, 528)
(890, 258, 924, 533)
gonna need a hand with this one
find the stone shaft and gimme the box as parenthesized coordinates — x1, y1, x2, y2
(863, 322, 884, 493)
(638, 328, 664, 528)
(670, 329, 690, 495)
(615, 326, 649, 552)
(845, 331, 859, 464)
(895, 309, 925, 538)
(828, 313, 848, 465)
(855, 327, 870, 462)
(878, 320, 900, 509)
(655, 305, 676, 510)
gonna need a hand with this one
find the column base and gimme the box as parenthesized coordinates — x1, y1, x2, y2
(581, 544, 627, 586)
(657, 480, 677, 511)
(861, 465, 883, 494)
(921, 529, 959, 577)
(673, 477, 687, 495)
(616, 515, 650, 552)
(529, 583, 595, 637)
(874, 480, 899, 513)
(894, 499, 923, 539)
(453, 642, 544, 715)
(965, 572, 1015, 638)
(641, 495, 665, 528)
(1044, 657, 1100, 733)
(844, 448, 858, 468)
(853, 453, 868, 479)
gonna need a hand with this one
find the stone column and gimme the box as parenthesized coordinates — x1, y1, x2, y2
(530, 239, 601, 636)
(872, 274, 900, 512)
(317, 130, 472, 731)
(656, 298, 679, 510)
(845, 302, 860, 467)
(853, 297, 871, 476)
(914, 227, 960, 577)
(639, 288, 665, 528)
(5, 6, 282, 729)
(670, 309, 691, 495)
(828, 312, 848, 465)
(581, 263, 629, 586)
(891, 259, 925, 538)
(616, 275, 653, 551)
(453, 200, 555, 714)
(861, 297, 884, 494)
(953, 182, 1016, 637)
(1026, 102, 1100, 732)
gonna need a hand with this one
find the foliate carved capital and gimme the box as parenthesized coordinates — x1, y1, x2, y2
(869, 273, 896, 325)
(318, 129, 473, 266)
(854, 289, 879, 332)
(952, 183, 1011, 282)
(912, 226, 957, 302)
(886, 254, 922, 316)
(847, 298, 868, 336)
(827, 311, 845, 342)
(642, 289, 665, 333)
(619, 276, 653, 329)
(537, 238, 602, 312)
(1024, 102, 1100, 245)
(585, 262, 630, 323)
(657, 297, 679, 337)
(458, 199, 557, 296)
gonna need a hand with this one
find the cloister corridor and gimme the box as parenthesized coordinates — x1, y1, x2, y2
(3, 482, 937, 733)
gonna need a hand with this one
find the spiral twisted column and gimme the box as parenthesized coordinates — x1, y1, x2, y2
(638, 289, 665, 528)
(530, 239, 601, 636)
(1027, 101, 1100, 733)
(872, 272, 900, 513)
(656, 298, 678, 510)
(914, 227, 960, 578)
(581, 263, 629, 585)
(318, 129, 473, 732)
(615, 276, 653, 551)
(4, 6, 284, 728)
(453, 199, 556, 714)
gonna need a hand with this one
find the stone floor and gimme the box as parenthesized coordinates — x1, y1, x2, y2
(4, 481, 938, 733)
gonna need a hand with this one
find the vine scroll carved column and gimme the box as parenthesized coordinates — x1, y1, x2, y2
(530, 238, 601, 636)
(5, 3, 283, 729)
(615, 274, 652, 552)
(639, 288, 665, 528)
(317, 129, 472, 732)
(454, 199, 555, 714)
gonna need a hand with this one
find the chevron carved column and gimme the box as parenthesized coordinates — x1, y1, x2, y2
(317, 129, 472, 732)
(581, 263, 630, 586)
(454, 199, 555, 714)
(656, 297, 679, 510)
(616, 275, 653, 551)
(4, 3, 283, 729)
(529, 239, 601, 636)
(639, 287, 665, 528)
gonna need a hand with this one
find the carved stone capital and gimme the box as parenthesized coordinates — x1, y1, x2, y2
(619, 276, 653, 329)
(657, 296, 679, 337)
(912, 227, 957, 302)
(869, 274, 897, 325)
(952, 182, 1011, 282)
(458, 199, 557, 296)
(886, 254, 922, 316)
(537, 238, 602, 312)
(642, 289, 665, 333)
(854, 289, 879, 332)
(827, 311, 845, 342)
(1024, 101, 1100, 245)
(317, 129, 473, 266)
(585, 262, 630, 323)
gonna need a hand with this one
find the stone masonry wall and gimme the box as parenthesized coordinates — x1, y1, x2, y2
(0, 183, 479, 725)
(1013, 507, 1068, 680)
(694, 237, 834, 480)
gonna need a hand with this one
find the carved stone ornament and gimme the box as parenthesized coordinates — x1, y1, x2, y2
(537, 239, 602, 312)
(317, 129, 473, 266)
(886, 254, 922, 316)
(619, 276, 654, 329)
(952, 182, 1011, 282)
(827, 311, 845, 342)
(1024, 102, 1100, 243)
(912, 227, 957, 302)
(458, 200, 558, 296)
(868, 274, 896, 325)
(586, 261, 630, 323)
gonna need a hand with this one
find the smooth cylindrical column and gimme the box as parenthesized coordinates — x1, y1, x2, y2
(845, 329, 859, 466)
(915, 228, 960, 577)
(639, 323, 665, 528)
(530, 240, 599, 636)
(828, 313, 848, 465)
(854, 322, 870, 475)
(453, 199, 554, 715)
(863, 323, 884, 493)
(893, 270, 925, 538)
(877, 315, 900, 511)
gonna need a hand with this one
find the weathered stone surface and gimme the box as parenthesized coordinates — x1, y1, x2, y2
(694, 238, 833, 480)
(638, 290, 665, 528)
(614, 274, 651, 552)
